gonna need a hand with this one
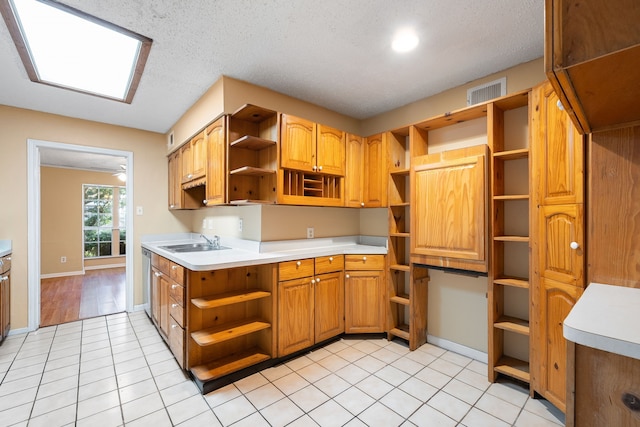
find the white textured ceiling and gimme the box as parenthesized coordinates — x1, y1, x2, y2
(0, 0, 544, 135)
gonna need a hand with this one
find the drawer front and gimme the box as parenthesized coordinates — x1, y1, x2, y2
(315, 255, 344, 275)
(169, 282, 184, 306)
(345, 254, 385, 270)
(169, 297, 184, 327)
(169, 262, 185, 285)
(151, 252, 161, 268)
(279, 258, 314, 281)
(0, 255, 10, 275)
(168, 318, 184, 368)
(158, 256, 171, 275)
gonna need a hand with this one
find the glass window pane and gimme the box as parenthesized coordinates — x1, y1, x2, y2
(98, 230, 112, 242)
(99, 242, 112, 257)
(84, 230, 97, 242)
(84, 243, 97, 258)
(84, 186, 98, 199)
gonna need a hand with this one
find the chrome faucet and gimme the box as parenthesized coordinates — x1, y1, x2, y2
(200, 234, 220, 249)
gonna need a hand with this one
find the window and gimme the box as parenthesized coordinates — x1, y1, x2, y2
(83, 184, 126, 258)
(0, 0, 152, 102)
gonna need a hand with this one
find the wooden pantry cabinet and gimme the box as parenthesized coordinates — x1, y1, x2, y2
(278, 256, 345, 356)
(345, 133, 387, 208)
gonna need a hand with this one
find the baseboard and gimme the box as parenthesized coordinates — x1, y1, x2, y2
(40, 270, 84, 279)
(427, 334, 488, 364)
(84, 263, 125, 271)
(8, 327, 30, 336)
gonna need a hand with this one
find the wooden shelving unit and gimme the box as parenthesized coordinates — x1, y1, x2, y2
(187, 264, 277, 389)
(386, 126, 429, 351)
(227, 104, 279, 204)
(487, 91, 533, 390)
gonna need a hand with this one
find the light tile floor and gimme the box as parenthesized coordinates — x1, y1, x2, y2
(0, 312, 565, 426)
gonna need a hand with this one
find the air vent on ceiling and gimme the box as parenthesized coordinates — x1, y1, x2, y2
(467, 77, 506, 106)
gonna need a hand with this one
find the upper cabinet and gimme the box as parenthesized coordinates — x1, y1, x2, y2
(280, 114, 345, 175)
(204, 117, 227, 206)
(345, 133, 387, 208)
(181, 130, 207, 185)
(545, 0, 640, 133)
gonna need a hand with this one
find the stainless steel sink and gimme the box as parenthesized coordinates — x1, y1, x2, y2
(159, 242, 230, 253)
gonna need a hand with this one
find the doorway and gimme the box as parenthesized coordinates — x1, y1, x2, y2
(27, 139, 134, 330)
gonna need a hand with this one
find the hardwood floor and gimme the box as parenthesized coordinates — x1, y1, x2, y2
(40, 267, 125, 327)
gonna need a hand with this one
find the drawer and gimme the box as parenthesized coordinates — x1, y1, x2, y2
(151, 252, 161, 268)
(169, 282, 184, 306)
(279, 258, 314, 281)
(0, 255, 10, 275)
(158, 256, 171, 275)
(169, 262, 185, 285)
(315, 255, 344, 274)
(169, 297, 184, 327)
(345, 254, 385, 270)
(168, 318, 184, 368)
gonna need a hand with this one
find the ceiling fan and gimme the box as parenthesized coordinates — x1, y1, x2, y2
(113, 164, 127, 182)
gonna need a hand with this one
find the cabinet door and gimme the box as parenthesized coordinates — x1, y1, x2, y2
(539, 204, 584, 287)
(151, 267, 161, 326)
(191, 131, 207, 180)
(412, 148, 487, 262)
(317, 124, 345, 176)
(205, 117, 226, 205)
(181, 142, 193, 183)
(533, 82, 584, 206)
(345, 270, 384, 333)
(278, 277, 314, 356)
(345, 133, 363, 207)
(281, 114, 316, 172)
(364, 133, 387, 207)
(315, 272, 344, 342)
(0, 271, 9, 339)
(159, 275, 171, 338)
(168, 151, 182, 209)
(535, 277, 583, 412)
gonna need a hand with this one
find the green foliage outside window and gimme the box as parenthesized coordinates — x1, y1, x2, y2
(83, 184, 126, 258)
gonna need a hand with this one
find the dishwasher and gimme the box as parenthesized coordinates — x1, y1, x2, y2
(141, 247, 151, 318)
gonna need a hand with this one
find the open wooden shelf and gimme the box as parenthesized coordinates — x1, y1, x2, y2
(493, 148, 529, 160)
(494, 356, 530, 383)
(389, 264, 410, 272)
(191, 319, 271, 347)
(229, 166, 276, 176)
(389, 168, 410, 176)
(191, 347, 271, 382)
(494, 235, 529, 243)
(389, 232, 410, 238)
(494, 316, 530, 335)
(390, 295, 410, 305)
(230, 135, 276, 150)
(493, 276, 529, 289)
(230, 199, 276, 205)
(388, 325, 410, 341)
(493, 194, 529, 201)
(191, 290, 271, 309)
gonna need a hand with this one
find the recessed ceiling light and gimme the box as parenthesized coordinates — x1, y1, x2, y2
(392, 28, 419, 53)
(0, 0, 152, 103)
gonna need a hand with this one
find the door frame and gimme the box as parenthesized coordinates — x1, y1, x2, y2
(27, 139, 134, 331)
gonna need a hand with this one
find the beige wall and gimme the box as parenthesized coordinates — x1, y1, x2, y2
(40, 167, 124, 275)
(0, 105, 191, 330)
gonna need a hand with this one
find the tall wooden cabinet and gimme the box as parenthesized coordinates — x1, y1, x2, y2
(345, 133, 387, 208)
(204, 117, 227, 206)
(531, 81, 585, 412)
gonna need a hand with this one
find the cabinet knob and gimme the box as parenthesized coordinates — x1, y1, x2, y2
(169, 204, 175, 209)
(0, 276, 7, 282)
(318, 165, 323, 171)
(154, 272, 162, 277)
(6, 257, 11, 261)
(361, 202, 365, 207)
(296, 261, 301, 267)
(362, 256, 367, 262)
(172, 303, 178, 308)
(187, 174, 193, 179)
(329, 257, 333, 262)
(570, 241, 579, 250)
(171, 324, 178, 329)
(315, 277, 320, 283)
(171, 284, 178, 289)
(311, 279, 316, 284)
(345, 274, 350, 279)
(312, 165, 317, 171)
(171, 265, 177, 270)
(556, 99, 565, 111)
(203, 200, 208, 205)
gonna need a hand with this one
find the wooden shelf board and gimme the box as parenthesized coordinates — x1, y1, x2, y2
(389, 326, 410, 341)
(390, 264, 410, 272)
(191, 319, 271, 347)
(230, 135, 276, 150)
(493, 194, 529, 201)
(389, 168, 410, 176)
(494, 356, 530, 383)
(389, 202, 410, 207)
(493, 276, 529, 289)
(493, 148, 529, 160)
(494, 316, 530, 335)
(230, 199, 276, 205)
(192, 290, 271, 309)
(389, 233, 410, 238)
(231, 104, 277, 122)
(390, 295, 410, 306)
(191, 347, 271, 382)
(494, 235, 529, 243)
(229, 166, 276, 176)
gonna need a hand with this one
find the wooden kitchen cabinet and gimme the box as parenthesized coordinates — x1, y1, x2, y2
(278, 256, 344, 356)
(168, 150, 201, 210)
(531, 81, 585, 411)
(345, 133, 387, 208)
(411, 145, 489, 273)
(545, 0, 640, 133)
(0, 254, 11, 343)
(181, 130, 207, 184)
(204, 116, 227, 206)
(345, 255, 385, 333)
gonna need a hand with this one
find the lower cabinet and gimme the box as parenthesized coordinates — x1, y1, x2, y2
(345, 255, 386, 333)
(278, 256, 345, 357)
(0, 254, 11, 343)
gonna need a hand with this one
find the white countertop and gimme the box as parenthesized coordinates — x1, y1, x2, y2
(0, 240, 11, 257)
(564, 282, 640, 360)
(141, 234, 387, 271)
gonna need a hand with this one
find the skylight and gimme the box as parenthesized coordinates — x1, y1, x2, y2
(0, 0, 152, 102)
